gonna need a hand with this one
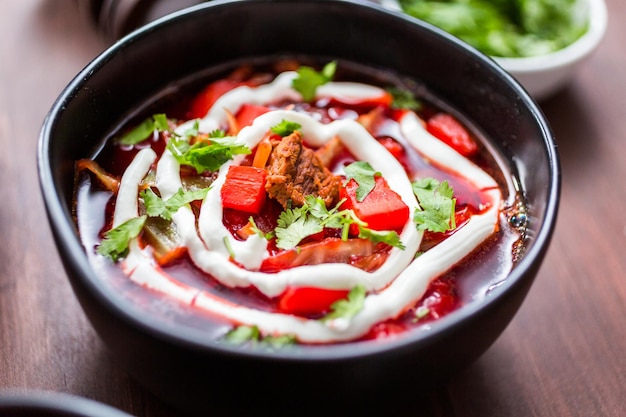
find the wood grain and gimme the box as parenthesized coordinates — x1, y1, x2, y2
(1, 1, 624, 416)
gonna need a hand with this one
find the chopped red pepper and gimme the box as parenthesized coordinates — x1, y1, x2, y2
(221, 165, 267, 214)
(187, 79, 250, 119)
(340, 175, 409, 233)
(236, 103, 271, 130)
(426, 113, 478, 157)
(277, 286, 350, 316)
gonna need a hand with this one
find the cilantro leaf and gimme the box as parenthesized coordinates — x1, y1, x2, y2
(166, 136, 250, 174)
(322, 284, 366, 322)
(275, 205, 324, 250)
(262, 333, 297, 349)
(224, 325, 261, 344)
(209, 128, 227, 138)
(412, 178, 456, 233)
(344, 161, 380, 202)
(274, 196, 405, 250)
(358, 227, 405, 250)
(142, 188, 168, 219)
(142, 187, 210, 220)
(116, 114, 169, 145)
(271, 120, 302, 137)
(182, 119, 200, 138)
(292, 61, 337, 102)
(223, 325, 296, 349)
(399, 0, 587, 58)
(97, 215, 147, 261)
(387, 86, 422, 111)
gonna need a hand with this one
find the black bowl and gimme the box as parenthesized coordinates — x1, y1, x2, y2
(38, 0, 560, 415)
(0, 391, 132, 417)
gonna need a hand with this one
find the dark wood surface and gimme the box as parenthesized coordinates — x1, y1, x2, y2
(1, 1, 624, 416)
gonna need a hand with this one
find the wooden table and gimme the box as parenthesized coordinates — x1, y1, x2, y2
(1, 1, 624, 416)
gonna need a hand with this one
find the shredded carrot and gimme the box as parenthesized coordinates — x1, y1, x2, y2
(225, 109, 239, 135)
(252, 135, 273, 168)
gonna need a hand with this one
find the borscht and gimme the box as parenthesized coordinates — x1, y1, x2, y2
(73, 60, 527, 345)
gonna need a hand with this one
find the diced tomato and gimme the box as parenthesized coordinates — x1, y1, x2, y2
(260, 237, 377, 273)
(340, 176, 409, 233)
(187, 79, 249, 119)
(277, 286, 350, 316)
(377, 137, 404, 160)
(426, 113, 478, 157)
(377, 137, 410, 173)
(236, 104, 271, 129)
(220, 165, 267, 214)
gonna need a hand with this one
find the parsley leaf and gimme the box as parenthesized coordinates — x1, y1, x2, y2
(412, 178, 456, 233)
(97, 215, 147, 261)
(271, 120, 302, 137)
(116, 114, 169, 145)
(292, 61, 337, 102)
(141, 187, 210, 221)
(166, 135, 250, 174)
(344, 161, 380, 202)
(322, 284, 366, 322)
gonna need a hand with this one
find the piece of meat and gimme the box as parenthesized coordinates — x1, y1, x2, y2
(265, 131, 340, 208)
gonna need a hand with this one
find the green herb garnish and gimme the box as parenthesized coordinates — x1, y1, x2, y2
(275, 196, 404, 250)
(358, 227, 405, 250)
(344, 161, 380, 202)
(322, 284, 367, 322)
(292, 61, 337, 101)
(248, 216, 275, 240)
(412, 178, 456, 233)
(116, 114, 169, 145)
(166, 135, 250, 174)
(387, 86, 422, 111)
(224, 325, 296, 349)
(399, 0, 588, 58)
(271, 120, 302, 137)
(96, 215, 147, 261)
(141, 187, 210, 221)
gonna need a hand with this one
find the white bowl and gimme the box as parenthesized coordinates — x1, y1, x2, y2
(382, 0, 608, 101)
(493, 0, 608, 100)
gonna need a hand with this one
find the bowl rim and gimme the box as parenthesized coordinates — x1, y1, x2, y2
(38, 0, 560, 361)
(493, 0, 608, 73)
(0, 390, 132, 416)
